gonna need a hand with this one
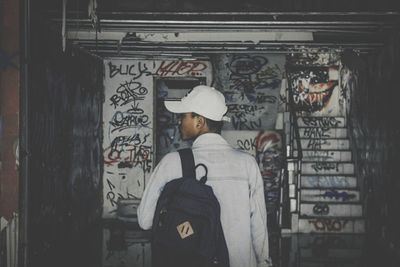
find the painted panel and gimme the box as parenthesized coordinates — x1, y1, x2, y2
(288, 66, 343, 116)
(214, 54, 285, 130)
(103, 60, 155, 218)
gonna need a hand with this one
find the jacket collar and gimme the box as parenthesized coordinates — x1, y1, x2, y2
(192, 133, 229, 149)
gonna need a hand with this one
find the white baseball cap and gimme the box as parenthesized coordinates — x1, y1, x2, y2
(164, 85, 230, 122)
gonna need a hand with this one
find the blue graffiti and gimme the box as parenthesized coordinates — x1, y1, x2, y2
(319, 189, 356, 201)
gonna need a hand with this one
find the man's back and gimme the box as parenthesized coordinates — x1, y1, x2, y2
(138, 133, 270, 267)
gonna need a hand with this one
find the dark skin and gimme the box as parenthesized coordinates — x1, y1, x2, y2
(178, 112, 210, 141)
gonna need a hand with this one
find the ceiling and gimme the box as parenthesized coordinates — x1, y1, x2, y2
(38, 1, 400, 58)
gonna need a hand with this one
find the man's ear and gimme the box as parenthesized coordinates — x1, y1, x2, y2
(196, 116, 210, 134)
(196, 116, 203, 127)
(196, 116, 206, 129)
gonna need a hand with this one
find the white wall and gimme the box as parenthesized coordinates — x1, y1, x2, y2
(102, 59, 212, 218)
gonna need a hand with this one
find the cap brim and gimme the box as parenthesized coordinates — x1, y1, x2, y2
(222, 116, 231, 122)
(164, 100, 191, 114)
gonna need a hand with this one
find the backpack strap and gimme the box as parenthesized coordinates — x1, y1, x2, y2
(178, 148, 196, 178)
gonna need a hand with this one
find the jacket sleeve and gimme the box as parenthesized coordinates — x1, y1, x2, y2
(248, 157, 272, 266)
(137, 152, 180, 230)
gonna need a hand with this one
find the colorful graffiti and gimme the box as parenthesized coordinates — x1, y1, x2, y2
(288, 66, 339, 113)
(317, 189, 357, 202)
(255, 131, 283, 231)
(155, 61, 208, 77)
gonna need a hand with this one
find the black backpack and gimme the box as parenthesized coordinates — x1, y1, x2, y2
(151, 148, 230, 267)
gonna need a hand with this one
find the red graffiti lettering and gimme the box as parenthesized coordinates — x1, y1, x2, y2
(309, 218, 349, 232)
(156, 61, 207, 76)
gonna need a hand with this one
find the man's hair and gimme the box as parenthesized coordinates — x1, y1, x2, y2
(191, 113, 223, 134)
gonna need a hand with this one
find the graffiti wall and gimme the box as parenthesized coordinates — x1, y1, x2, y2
(102, 55, 287, 267)
(103, 60, 154, 218)
(286, 53, 344, 116)
(103, 55, 286, 266)
(212, 54, 285, 130)
(102, 59, 212, 218)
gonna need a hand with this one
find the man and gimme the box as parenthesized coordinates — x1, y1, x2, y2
(138, 85, 271, 267)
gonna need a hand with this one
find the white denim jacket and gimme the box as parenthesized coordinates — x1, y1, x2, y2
(138, 133, 271, 267)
